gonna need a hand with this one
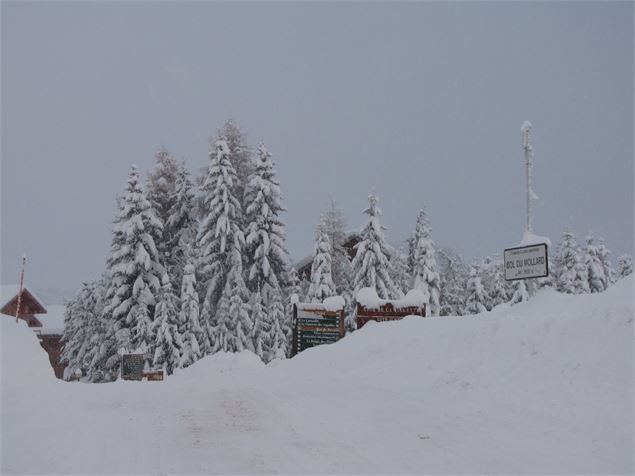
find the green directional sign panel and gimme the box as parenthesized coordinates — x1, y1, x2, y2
(293, 305, 345, 355)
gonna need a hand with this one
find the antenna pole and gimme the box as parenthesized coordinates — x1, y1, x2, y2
(15, 255, 27, 324)
(522, 121, 534, 233)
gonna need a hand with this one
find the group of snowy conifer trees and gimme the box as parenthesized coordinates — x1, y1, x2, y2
(61, 121, 295, 382)
(302, 191, 632, 324)
(303, 191, 442, 320)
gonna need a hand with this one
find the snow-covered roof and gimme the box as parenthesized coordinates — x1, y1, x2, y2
(1, 284, 65, 333)
(294, 254, 313, 271)
(356, 288, 427, 310)
(1, 284, 46, 312)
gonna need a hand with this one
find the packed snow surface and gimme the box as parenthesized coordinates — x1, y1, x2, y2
(2, 278, 633, 474)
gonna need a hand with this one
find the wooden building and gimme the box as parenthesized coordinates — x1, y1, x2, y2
(1, 285, 67, 379)
(295, 231, 361, 281)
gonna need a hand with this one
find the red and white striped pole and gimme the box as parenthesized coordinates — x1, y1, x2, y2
(15, 254, 27, 324)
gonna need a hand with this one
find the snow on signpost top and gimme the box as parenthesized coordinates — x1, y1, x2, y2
(519, 230, 552, 248)
(356, 287, 426, 310)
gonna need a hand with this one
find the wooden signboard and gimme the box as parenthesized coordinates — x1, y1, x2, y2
(292, 303, 345, 356)
(144, 370, 164, 381)
(355, 302, 426, 330)
(121, 354, 144, 381)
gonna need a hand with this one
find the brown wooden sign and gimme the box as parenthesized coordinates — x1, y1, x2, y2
(355, 302, 426, 329)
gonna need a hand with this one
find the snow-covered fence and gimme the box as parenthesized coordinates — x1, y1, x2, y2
(292, 296, 346, 356)
(355, 288, 426, 329)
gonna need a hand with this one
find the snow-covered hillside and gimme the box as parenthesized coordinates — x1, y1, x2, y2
(2, 278, 633, 474)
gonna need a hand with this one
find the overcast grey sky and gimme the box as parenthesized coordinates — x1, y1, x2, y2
(2, 1, 633, 293)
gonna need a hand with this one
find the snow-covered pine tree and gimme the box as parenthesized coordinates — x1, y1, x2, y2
(438, 248, 468, 316)
(596, 238, 614, 285)
(164, 163, 197, 287)
(101, 165, 164, 372)
(249, 289, 267, 360)
(197, 139, 244, 312)
(152, 274, 182, 375)
(212, 222, 252, 353)
(306, 220, 336, 303)
(487, 258, 508, 308)
(216, 119, 253, 217)
(573, 249, 591, 294)
(510, 278, 530, 305)
(351, 191, 399, 299)
(389, 246, 410, 298)
(321, 198, 353, 294)
(410, 208, 441, 316)
(617, 254, 633, 278)
(61, 281, 99, 379)
(554, 230, 581, 294)
(266, 288, 288, 361)
(583, 233, 608, 293)
(244, 144, 291, 298)
(464, 264, 489, 314)
(146, 147, 178, 263)
(179, 263, 204, 368)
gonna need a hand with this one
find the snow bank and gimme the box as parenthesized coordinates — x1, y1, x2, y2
(2, 278, 633, 474)
(1, 317, 60, 386)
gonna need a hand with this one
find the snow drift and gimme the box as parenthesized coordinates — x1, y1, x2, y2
(2, 277, 633, 474)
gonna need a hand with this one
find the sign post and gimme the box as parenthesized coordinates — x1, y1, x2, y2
(504, 243, 549, 281)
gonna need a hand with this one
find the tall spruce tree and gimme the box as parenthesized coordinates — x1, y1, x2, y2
(216, 119, 253, 217)
(164, 163, 197, 287)
(617, 254, 633, 278)
(510, 279, 530, 305)
(390, 246, 410, 298)
(438, 249, 468, 316)
(321, 198, 353, 295)
(244, 144, 291, 298)
(410, 208, 441, 316)
(147, 147, 178, 264)
(306, 221, 336, 303)
(351, 191, 399, 299)
(596, 238, 614, 285)
(101, 165, 164, 373)
(152, 274, 182, 375)
(179, 262, 204, 368)
(554, 231, 584, 294)
(583, 233, 608, 293)
(197, 139, 244, 312)
(266, 288, 288, 360)
(249, 289, 267, 360)
(464, 264, 489, 314)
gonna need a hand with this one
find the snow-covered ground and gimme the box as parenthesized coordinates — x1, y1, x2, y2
(2, 278, 633, 474)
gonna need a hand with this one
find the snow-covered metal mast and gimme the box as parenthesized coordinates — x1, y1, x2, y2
(521, 120, 534, 233)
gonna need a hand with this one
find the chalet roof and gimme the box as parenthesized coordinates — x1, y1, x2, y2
(1, 285, 47, 314)
(1, 285, 65, 334)
(294, 230, 361, 272)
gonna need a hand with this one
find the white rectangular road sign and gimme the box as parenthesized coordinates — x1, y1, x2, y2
(504, 243, 549, 281)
